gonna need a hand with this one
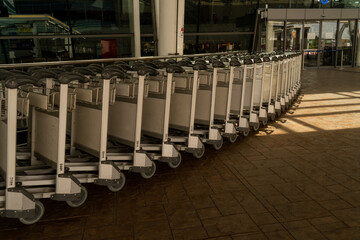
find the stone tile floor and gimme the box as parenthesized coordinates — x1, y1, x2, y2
(1, 68, 360, 240)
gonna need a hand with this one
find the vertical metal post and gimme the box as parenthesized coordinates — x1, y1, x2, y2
(209, 67, 218, 128)
(135, 75, 145, 151)
(189, 70, 199, 134)
(56, 84, 68, 178)
(317, 20, 322, 68)
(239, 66, 247, 117)
(163, 73, 173, 142)
(283, 20, 287, 52)
(6, 88, 17, 189)
(225, 67, 235, 123)
(340, 49, 344, 69)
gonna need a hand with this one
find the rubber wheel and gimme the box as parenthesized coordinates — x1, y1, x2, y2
(262, 119, 268, 126)
(252, 122, 260, 131)
(212, 137, 223, 151)
(168, 153, 182, 169)
(19, 200, 44, 225)
(242, 129, 250, 137)
(193, 145, 205, 159)
(140, 161, 156, 179)
(66, 186, 88, 208)
(228, 134, 237, 143)
(276, 111, 281, 117)
(270, 115, 276, 122)
(107, 172, 126, 192)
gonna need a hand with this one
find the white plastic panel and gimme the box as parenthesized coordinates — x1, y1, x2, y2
(108, 101, 137, 146)
(142, 97, 165, 137)
(34, 111, 59, 163)
(73, 105, 101, 153)
(214, 86, 228, 118)
(195, 89, 211, 123)
(169, 92, 191, 130)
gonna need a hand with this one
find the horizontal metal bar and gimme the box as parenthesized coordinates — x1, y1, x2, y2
(185, 32, 254, 36)
(0, 51, 246, 69)
(0, 33, 134, 40)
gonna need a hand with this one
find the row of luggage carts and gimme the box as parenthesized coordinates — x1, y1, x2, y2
(0, 51, 302, 224)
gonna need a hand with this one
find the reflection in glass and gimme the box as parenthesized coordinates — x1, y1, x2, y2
(286, 22, 303, 51)
(185, 0, 256, 33)
(304, 21, 319, 67)
(338, 20, 354, 66)
(320, 20, 337, 66)
(266, 21, 284, 52)
(184, 34, 252, 54)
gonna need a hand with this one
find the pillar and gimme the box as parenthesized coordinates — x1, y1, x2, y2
(157, 0, 185, 56)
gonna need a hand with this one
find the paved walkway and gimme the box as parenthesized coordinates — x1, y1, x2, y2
(1, 68, 360, 240)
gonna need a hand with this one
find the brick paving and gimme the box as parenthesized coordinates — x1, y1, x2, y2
(1, 68, 360, 240)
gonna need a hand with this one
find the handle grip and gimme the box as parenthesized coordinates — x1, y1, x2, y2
(59, 72, 89, 84)
(31, 69, 58, 79)
(137, 66, 159, 76)
(166, 64, 185, 74)
(5, 76, 42, 89)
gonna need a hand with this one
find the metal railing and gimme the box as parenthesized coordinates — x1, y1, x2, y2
(0, 51, 247, 70)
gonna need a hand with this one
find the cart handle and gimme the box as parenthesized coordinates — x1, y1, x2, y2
(73, 67, 96, 76)
(212, 60, 225, 68)
(27, 66, 43, 74)
(31, 69, 58, 79)
(230, 59, 241, 67)
(166, 64, 185, 74)
(177, 60, 193, 67)
(193, 62, 207, 71)
(167, 59, 177, 64)
(5, 76, 43, 89)
(59, 72, 89, 84)
(243, 59, 254, 65)
(10, 69, 30, 76)
(137, 66, 159, 76)
(102, 68, 130, 79)
(220, 57, 229, 63)
(87, 65, 104, 74)
(152, 60, 170, 69)
(114, 63, 133, 72)
(49, 68, 67, 74)
(262, 57, 271, 62)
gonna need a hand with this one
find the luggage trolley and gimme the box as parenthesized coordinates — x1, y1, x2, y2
(229, 58, 251, 137)
(27, 71, 88, 204)
(212, 57, 239, 143)
(0, 73, 87, 225)
(193, 60, 225, 150)
(266, 56, 280, 121)
(140, 64, 185, 168)
(168, 62, 207, 159)
(274, 55, 285, 116)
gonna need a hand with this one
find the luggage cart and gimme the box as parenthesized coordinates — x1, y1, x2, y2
(0, 73, 87, 225)
(193, 60, 225, 150)
(274, 55, 284, 116)
(141, 64, 184, 168)
(266, 56, 279, 121)
(168, 63, 207, 158)
(66, 67, 156, 192)
(230, 58, 251, 137)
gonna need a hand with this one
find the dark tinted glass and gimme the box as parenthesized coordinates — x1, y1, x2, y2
(185, 0, 257, 33)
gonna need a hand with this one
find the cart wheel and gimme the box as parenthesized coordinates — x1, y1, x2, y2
(276, 111, 281, 117)
(193, 144, 205, 159)
(19, 200, 44, 225)
(262, 119, 268, 126)
(212, 137, 223, 150)
(168, 153, 182, 169)
(66, 186, 88, 208)
(253, 122, 260, 131)
(242, 129, 250, 137)
(107, 172, 126, 192)
(228, 134, 237, 143)
(140, 161, 156, 179)
(270, 115, 276, 122)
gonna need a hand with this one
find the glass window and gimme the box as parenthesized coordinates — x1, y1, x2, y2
(338, 20, 355, 66)
(304, 21, 319, 67)
(141, 36, 155, 56)
(184, 34, 252, 54)
(286, 22, 303, 51)
(266, 21, 284, 52)
(320, 20, 337, 66)
(185, 0, 256, 33)
(140, 0, 153, 34)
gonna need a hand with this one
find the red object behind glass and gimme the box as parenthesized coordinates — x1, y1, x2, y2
(101, 39, 117, 58)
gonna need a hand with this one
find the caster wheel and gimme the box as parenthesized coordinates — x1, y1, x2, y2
(212, 137, 223, 151)
(107, 172, 126, 192)
(228, 134, 237, 143)
(19, 200, 45, 225)
(276, 111, 281, 118)
(270, 115, 276, 122)
(193, 144, 205, 159)
(140, 161, 156, 179)
(262, 119, 268, 126)
(168, 153, 182, 169)
(242, 129, 250, 137)
(252, 123, 260, 131)
(66, 186, 88, 208)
